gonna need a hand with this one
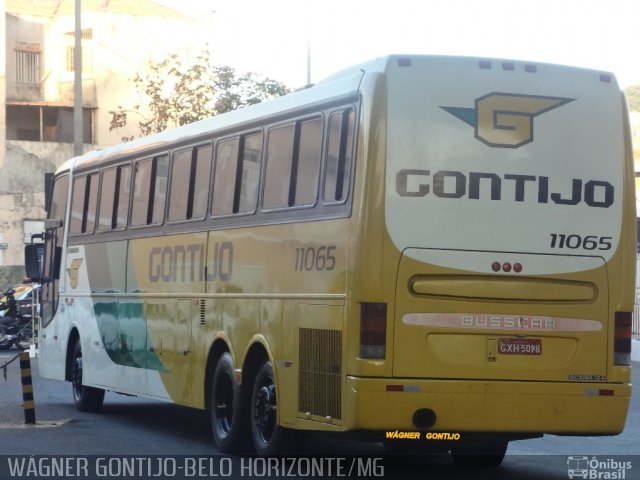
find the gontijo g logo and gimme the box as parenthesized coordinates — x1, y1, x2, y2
(441, 93, 574, 148)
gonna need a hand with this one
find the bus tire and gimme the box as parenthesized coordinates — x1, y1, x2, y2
(250, 360, 299, 455)
(451, 440, 508, 467)
(210, 352, 250, 453)
(71, 339, 105, 413)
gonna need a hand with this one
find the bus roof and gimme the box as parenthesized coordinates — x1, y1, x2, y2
(63, 54, 618, 174)
(65, 67, 365, 173)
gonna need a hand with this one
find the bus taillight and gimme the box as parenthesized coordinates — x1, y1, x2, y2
(360, 303, 387, 359)
(614, 311, 631, 366)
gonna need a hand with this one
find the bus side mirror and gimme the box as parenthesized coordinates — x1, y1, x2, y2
(25, 244, 42, 280)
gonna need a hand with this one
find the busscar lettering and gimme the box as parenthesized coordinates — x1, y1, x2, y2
(396, 169, 614, 208)
(148, 241, 233, 283)
(461, 315, 556, 330)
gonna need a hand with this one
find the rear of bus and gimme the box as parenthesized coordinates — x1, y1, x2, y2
(349, 56, 634, 452)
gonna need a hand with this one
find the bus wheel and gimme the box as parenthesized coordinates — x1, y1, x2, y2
(250, 360, 299, 455)
(451, 440, 508, 467)
(71, 339, 105, 413)
(210, 352, 250, 453)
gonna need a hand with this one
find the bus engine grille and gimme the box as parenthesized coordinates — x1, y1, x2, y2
(298, 328, 342, 420)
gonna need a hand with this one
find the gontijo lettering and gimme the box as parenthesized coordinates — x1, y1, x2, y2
(396, 169, 613, 208)
(148, 241, 233, 282)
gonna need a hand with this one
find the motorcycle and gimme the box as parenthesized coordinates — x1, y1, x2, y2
(0, 289, 33, 350)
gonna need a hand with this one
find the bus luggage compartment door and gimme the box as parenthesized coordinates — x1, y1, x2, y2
(392, 248, 608, 382)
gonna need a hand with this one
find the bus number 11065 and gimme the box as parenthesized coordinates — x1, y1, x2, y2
(549, 234, 612, 251)
(294, 246, 337, 272)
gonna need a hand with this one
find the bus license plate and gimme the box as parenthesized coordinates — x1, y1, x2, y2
(498, 338, 542, 355)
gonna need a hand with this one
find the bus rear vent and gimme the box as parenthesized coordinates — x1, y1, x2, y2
(299, 328, 342, 420)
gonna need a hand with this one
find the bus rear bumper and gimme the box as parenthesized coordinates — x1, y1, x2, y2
(345, 376, 631, 435)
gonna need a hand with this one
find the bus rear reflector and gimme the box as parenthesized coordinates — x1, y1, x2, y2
(614, 311, 631, 366)
(360, 303, 387, 359)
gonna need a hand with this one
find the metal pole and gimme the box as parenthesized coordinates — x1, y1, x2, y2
(74, 0, 83, 156)
(305, 4, 311, 86)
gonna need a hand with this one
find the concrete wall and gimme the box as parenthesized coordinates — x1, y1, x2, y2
(0, 140, 96, 286)
(0, 7, 206, 285)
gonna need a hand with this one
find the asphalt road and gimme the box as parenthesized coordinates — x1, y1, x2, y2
(0, 350, 638, 479)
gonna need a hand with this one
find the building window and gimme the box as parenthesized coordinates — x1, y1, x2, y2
(6, 105, 94, 143)
(65, 29, 93, 73)
(15, 44, 40, 85)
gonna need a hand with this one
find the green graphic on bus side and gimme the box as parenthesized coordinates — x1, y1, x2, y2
(93, 300, 166, 371)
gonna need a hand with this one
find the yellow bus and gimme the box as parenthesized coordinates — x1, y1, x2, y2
(26, 55, 635, 464)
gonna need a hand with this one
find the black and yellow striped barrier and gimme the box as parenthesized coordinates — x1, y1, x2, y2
(19, 351, 36, 424)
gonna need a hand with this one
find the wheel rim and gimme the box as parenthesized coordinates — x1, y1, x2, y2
(213, 372, 234, 437)
(253, 376, 276, 445)
(72, 354, 83, 399)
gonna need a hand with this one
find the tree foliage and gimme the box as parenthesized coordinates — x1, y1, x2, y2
(109, 48, 290, 141)
(625, 84, 640, 112)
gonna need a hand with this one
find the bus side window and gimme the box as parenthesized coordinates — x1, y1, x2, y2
(70, 176, 87, 234)
(168, 149, 192, 221)
(192, 144, 213, 218)
(263, 124, 294, 209)
(169, 145, 212, 222)
(115, 165, 131, 229)
(324, 108, 355, 203)
(294, 117, 322, 206)
(151, 155, 169, 224)
(211, 138, 239, 216)
(131, 155, 168, 226)
(84, 173, 99, 233)
(237, 132, 262, 214)
(98, 167, 117, 231)
(131, 158, 152, 226)
(263, 117, 321, 210)
(70, 173, 98, 235)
